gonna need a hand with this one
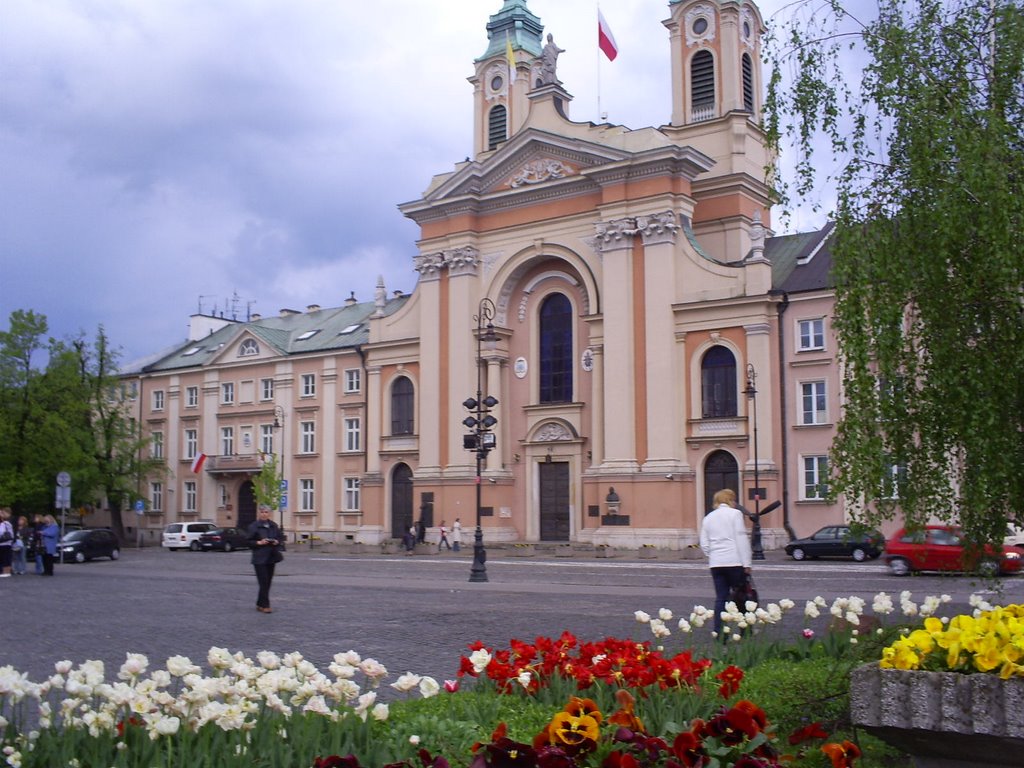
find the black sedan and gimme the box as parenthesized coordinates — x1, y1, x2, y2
(60, 529, 120, 563)
(784, 525, 885, 562)
(198, 527, 250, 552)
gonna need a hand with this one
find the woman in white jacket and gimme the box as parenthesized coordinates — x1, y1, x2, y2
(699, 488, 752, 636)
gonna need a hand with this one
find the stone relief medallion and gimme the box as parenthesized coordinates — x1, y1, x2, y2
(509, 158, 574, 188)
(685, 4, 717, 46)
(514, 357, 528, 379)
(535, 423, 572, 442)
(581, 348, 594, 372)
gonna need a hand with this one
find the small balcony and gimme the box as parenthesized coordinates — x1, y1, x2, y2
(201, 454, 266, 475)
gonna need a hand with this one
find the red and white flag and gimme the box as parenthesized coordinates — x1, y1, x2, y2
(190, 453, 207, 474)
(598, 9, 619, 61)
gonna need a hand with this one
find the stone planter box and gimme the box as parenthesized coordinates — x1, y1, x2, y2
(509, 545, 536, 557)
(595, 547, 618, 559)
(379, 541, 403, 555)
(638, 547, 658, 559)
(680, 547, 703, 560)
(850, 663, 1024, 767)
(555, 545, 574, 558)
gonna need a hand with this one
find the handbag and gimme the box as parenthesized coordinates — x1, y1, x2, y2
(271, 547, 284, 564)
(729, 573, 758, 609)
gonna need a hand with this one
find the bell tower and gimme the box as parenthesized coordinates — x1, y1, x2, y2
(469, 0, 544, 157)
(662, 0, 774, 262)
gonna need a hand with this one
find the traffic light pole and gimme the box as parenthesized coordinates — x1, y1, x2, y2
(465, 298, 497, 583)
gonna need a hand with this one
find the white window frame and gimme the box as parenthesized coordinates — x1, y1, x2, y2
(301, 373, 316, 398)
(343, 477, 361, 511)
(184, 481, 197, 514)
(221, 426, 234, 456)
(150, 482, 163, 512)
(881, 459, 906, 500)
(184, 429, 198, 460)
(151, 431, 164, 459)
(799, 380, 828, 425)
(260, 424, 275, 455)
(218, 484, 229, 508)
(344, 417, 361, 452)
(802, 455, 829, 500)
(797, 318, 825, 351)
(300, 479, 315, 513)
(221, 382, 235, 405)
(300, 421, 316, 454)
(260, 378, 274, 401)
(344, 369, 362, 394)
(186, 386, 199, 408)
(152, 390, 165, 411)
(238, 339, 259, 357)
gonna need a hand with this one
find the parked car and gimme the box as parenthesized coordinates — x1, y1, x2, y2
(1005, 523, 1024, 547)
(60, 528, 120, 563)
(785, 525, 885, 562)
(885, 525, 1024, 577)
(198, 527, 250, 552)
(162, 521, 217, 551)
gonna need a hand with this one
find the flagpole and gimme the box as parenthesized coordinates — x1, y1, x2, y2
(597, 2, 603, 122)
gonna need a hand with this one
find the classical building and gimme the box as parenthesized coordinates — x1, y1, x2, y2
(128, 0, 847, 549)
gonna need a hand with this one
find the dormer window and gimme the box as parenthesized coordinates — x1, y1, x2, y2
(238, 339, 259, 356)
(182, 346, 203, 357)
(339, 324, 361, 335)
(296, 329, 321, 341)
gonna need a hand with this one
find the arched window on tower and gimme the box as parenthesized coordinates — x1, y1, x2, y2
(742, 53, 754, 113)
(391, 376, 415, 435)
(701, 346, 737, 418)
(488, 104, 508, 150)
(691, 50, 716, 121)
(539, 293, 573, 404)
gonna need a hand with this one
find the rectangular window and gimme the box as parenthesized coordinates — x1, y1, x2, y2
(260, 378, 274, 401)
(344, 369, 362, 394)
(301, 373, 316, 397)
(151, 431, 164, 459)
(221, 426, 234, 456)
(300, 479, 315, 513)
(260, 424, 275, 455)
(802, 455, 829, 500)
(151, 482, 163, 512)
(881, 458, 907, 499)
(301, 421, 315, 454)
(184, 481, 197, 514)
(344, 417, 361, 452)
(343, 477, 361, 511)
(798, 318, 825, 351)
(221, 382, 235, 405)
(152, 390, 165, 411)
(218, 484, 229, 508)
(800, 381, 827, 425)
(184, 429, 198, 460)
(186, 386, 199, 408)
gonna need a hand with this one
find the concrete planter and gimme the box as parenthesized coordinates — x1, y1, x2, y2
(509, 545, 536, 557)
(380, 541, 403, 555)
(680, 547, 703, 560)
(595, 547, 618, 559)
(555, 545, 574, 558)
(638, 547, 659, 559)
(850, 663, 1024, 767)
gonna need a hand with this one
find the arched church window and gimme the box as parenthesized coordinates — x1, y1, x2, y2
(539, 293, 573, 404)
(701, 346, 737, 418)
(691, 50, 715, 121)
(488, 104, 507, 150)
(742, 53, 754, 113)
(238, 339, 259, 357)
(391, 376, 415, 435)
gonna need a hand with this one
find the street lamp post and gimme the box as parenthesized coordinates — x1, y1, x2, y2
(463, 298, 498, 583)
(273, 405, 286, 532)
(744, 364, 765, 561)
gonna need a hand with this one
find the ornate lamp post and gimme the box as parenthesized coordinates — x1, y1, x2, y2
(744, 364, 765, 561)
(272, 405, 286, 531)
(463, 298, 498, 583)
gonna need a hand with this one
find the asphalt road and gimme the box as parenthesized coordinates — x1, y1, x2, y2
(3, 546, 1022, 693)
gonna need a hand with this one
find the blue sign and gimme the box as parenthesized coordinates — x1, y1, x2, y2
(279, 494, 288, 509)
(134, 500, 145, 512)
(280, 479, 288, 491)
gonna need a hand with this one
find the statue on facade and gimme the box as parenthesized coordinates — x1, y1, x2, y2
(539, 33, 564, 85)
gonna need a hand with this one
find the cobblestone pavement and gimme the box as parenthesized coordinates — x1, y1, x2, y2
(4, 546, 1021, 693)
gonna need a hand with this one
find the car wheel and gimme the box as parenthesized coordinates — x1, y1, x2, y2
(223, 542, 233, 553)
(978, 559, 1000, 578)
(189, 541, 201, 552)
(790, 547, 806, 561)
(110, 548, 120, 561)
(852, 547, 868, 562)
(75, 551, 85, 564)
(888, 557, 911, 576)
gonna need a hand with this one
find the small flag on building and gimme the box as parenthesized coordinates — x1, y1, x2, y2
(191, 453, 207, 474)
(598, 9, 619, 61)
(506, 32, 516, 83)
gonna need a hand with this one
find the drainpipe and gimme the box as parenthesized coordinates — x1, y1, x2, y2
(355, 345, 367, 475)
(771, 290, 797, 541)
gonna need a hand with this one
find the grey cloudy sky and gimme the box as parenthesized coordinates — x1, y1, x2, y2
(0, 0, 830, 364)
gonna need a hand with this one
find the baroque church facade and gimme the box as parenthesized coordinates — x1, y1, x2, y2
(128, 0, 845, 549)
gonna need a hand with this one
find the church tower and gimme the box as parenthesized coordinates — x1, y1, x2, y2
(468, 0, 544, 157)
(662, 0, 774, 263)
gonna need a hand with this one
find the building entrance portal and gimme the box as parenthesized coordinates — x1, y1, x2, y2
(539, 461, 570, 541)
(238, 481, 257, 529)
(703, 450, 739, 515)
(390, 463, 414, 539)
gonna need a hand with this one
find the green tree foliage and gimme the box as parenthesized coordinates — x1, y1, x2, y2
(251, 452, 283, 514)
(0, 311, 163, 538)
(765, 0, 1024, 541)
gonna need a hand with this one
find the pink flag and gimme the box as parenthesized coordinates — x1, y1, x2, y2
(191, 453, 207, 474)
(598, 9, 618, 61)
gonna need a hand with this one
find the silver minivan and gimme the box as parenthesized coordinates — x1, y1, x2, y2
(162, 521, 216, 551)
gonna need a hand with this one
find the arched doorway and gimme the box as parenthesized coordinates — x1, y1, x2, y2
(703, 450, 739, 515)
(390, 463, 414, 539)
(238, 481, 257, 529)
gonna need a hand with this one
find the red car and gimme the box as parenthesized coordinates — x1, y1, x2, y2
(885, 525, 1024, 577)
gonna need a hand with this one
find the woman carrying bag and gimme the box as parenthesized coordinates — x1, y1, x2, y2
(247, 505, 283, 613)
(699, 488, 753, 638)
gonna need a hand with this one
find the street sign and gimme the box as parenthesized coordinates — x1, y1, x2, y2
(279, 494, 288, 509)
(280, 479, 288, 491)
(134, 500, 145, 515)
(55, 485, 71, 509)
(57, 471, 71, 488)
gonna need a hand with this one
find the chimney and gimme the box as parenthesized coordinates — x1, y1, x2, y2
(344, 291, 357, 307)
(393, 290, 404, 298)
(280, 308, 299, 317)
(250, 313, 262, 321)
(306, 304, 321, 313)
